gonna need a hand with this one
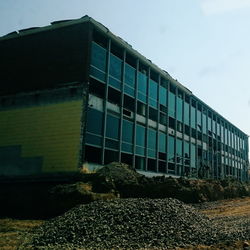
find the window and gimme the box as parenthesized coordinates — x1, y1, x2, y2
(149, 79, 158, 108)
(184, 101, 189, 125)
(86, 108, 103, 135)
(159, 132, 166, 153)
(191, 106, 196, 129)
(176, 139, 183, 164)
(124, 63, 136, 97)
(184, 141, 190, 165)
(168, 92, 175, 118)
(169, 117, 175, 129)
(90, 42, 107, 81)
(106, 114, 119, 140)
(138, 72, 147, 103)
(137, 101, 146, 116)
(176, 96, 183, 122)
(148, 129, 157, 158)
(136, 124, 146, 155)
(122, 119, 133, 153)
(122, 119, 133, 144)
(109, 53, 122, 89)
(149, 107, 158, 122)
(191, 144, 196, 168)
(124, 63, 135, 87)
(91, 42, 106, 71)
(202, 112, 207, 134)
(168, 136, 175, 162)
(159, 86, 167, 106)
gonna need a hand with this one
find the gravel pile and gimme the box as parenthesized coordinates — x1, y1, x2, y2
(27, 198, 244, 249)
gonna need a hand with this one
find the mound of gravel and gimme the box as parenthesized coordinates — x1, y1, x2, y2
(26, 198, 238, 249)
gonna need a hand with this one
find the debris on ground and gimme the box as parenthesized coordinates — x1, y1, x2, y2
(24, 198, 249, 249)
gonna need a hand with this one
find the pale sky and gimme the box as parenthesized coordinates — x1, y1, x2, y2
(0, 0, 249, 147)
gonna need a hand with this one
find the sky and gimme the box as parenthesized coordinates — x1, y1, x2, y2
(0, 0, 249, 147)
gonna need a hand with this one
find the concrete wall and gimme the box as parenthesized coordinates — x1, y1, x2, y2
(0, 86, 86, 177)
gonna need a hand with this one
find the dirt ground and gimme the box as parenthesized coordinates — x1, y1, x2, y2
(0, 197, 249, 250)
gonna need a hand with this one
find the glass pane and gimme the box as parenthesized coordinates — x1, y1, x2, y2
(148, 129, 156, 150)
(125, 63, 135, 87)
(168, 136, 175, 162)
(202, 113, 207, 134)
(138, 72, 147, 93)
(106, 114, 119, 139)
(191, 106, 196, 129)
(184, 102, 189, 125)
(208, 117, 212, 132)
(91, 42, 106, 71)
(191, 144, 196, 168)
(86, 133, 102, 146)
(109, 54, 122, 80)
(176, 139, 183, 164)
(177, 97, 183, 122)
(159, 86, 167, 106)
(159, 132, 166, 152)
(86, 108, 103, 135)
(149, 80, 158, 100)
(122, 142, 133, 153)
(122, 119, 133, 144)
(184, 141, 190, 158)
(136, 124, 146, 147)
(169, 92, 175, 118)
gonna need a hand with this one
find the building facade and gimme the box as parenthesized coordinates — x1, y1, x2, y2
(0, 16, 249, 180)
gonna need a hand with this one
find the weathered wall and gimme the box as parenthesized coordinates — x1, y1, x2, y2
(0, 86, 85, 176)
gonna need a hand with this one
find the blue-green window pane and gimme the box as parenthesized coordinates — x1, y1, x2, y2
(159, 86, 167, 106)
(122, 142, 133, 153)
(208, 117, 212, 131)
(106, 114, 119, 139)
(138, 72, 147, 93)
(86, 108, 103, 135)
(125, 64, 135, 87)
(169, 92, 175, 118)
(191, 144, 196, 168)
(203, 113, 207, 134)
(148, 129, 157, 150)
(122, 120, 133, 144)
(184, 141, 190, 158)
(90, 66, 106, 82)
(91, 42, 106, 71)
(124, 85, 135, 97)
(177, 97, 183, 122)
(149, 80, 158, 100)
(136, 146, 145, 156)
(225, 128, 228, 145)
(109, 54, 122, 80)
(159, 132, 166, 153)
(184, 102, 189, 125)
(176, 139, 182, 155)
(221, 126, 224, 143)
(168, 136, 175, 162)
(136, 124, 146, 147)
(197, 110, 201, 126)
(138, 92, 147, 103)
(148, 149, 156, 158)
(191, 107, 196, 129)
(149, 99, 157, 108)
(213, 120, 216, 133)
(86, 133, 102, 146)
(108, 76, 121, 90)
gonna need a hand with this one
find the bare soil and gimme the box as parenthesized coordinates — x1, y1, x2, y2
(0, 197, 249, 249)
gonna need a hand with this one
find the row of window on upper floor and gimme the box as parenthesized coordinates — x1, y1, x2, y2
(86, 108, 248, 167)
(90, 39, 247, 147)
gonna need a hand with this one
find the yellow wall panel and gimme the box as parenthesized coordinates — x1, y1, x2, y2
(0, 100, 83, 174)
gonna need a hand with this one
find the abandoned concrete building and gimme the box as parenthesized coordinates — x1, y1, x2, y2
(0, 16, 249, 181)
